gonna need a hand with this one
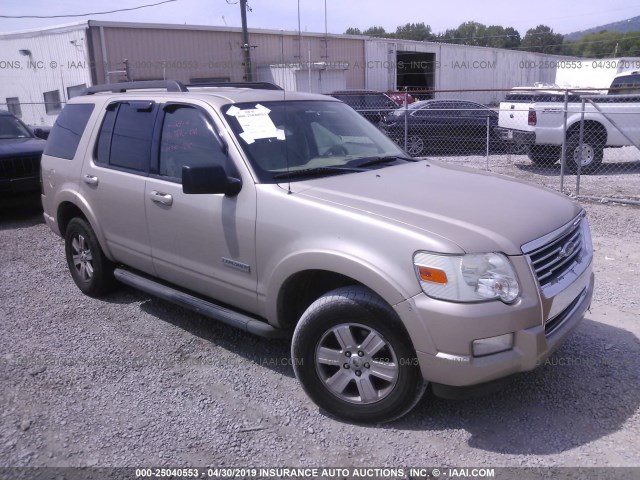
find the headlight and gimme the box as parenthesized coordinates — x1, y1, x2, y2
(413, 252, 520, 303)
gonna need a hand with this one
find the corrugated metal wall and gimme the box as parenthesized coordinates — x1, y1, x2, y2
(88, 23, 365, 90)
(0, 24, 92, 125)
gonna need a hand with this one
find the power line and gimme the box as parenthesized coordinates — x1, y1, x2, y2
(0, 0, 178, 19)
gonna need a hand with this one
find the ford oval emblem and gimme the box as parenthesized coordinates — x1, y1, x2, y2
(559, 241, 576, 258)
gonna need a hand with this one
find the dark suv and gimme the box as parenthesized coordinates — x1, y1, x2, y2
(330, 90, 399, 124)
(0, 110, 46, 194)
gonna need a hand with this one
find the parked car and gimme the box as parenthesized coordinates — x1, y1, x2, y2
(497, 71, 640, 173)
(379, 100, 508, 156)
(0, 109, 46, 195)
(41, 80, 593, 423)
(386, 91, 416, 106)
(329, 90, 399, 124)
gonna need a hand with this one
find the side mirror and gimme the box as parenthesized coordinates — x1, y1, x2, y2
(182, 164, 242, 196)
(32, 127, 49, 140)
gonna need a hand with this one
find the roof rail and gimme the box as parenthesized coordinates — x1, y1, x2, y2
(83, 80, 188, 95)
(187, 81, 284, 91)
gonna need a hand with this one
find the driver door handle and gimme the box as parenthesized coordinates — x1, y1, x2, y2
(150, 190, 173, 206)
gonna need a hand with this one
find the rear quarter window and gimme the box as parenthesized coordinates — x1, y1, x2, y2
(44, 104, 95, 160)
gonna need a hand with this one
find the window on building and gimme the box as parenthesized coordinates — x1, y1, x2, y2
(6, 97, 22, 117)
(67, 84, 87, 99)
(43, 90, 62, 114)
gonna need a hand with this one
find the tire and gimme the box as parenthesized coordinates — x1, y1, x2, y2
(291, 286, 426, 423)
(64, 217, 115, 297)
(405, 135, 425, 157)
(528, 145, 561, 166)
(564, 132, 603, 174)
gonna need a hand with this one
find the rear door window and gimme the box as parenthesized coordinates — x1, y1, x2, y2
(94, 101, 157, 172)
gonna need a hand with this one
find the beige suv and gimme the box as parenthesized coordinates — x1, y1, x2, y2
(41, 81, 594, 423)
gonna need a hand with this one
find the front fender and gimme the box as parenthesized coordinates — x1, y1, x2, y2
(260, 248, 422, 327)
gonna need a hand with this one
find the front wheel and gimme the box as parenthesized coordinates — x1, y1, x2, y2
(64, 217, 115, 297)
(405, 135, 425, 157)
(291, 286, 426, 423)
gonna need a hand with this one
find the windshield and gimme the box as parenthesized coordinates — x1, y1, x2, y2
(0, 115, 33, 139)
(223, 100, 410, 183)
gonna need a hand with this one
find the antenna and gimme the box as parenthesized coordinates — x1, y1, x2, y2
(280, 31, 291, 195)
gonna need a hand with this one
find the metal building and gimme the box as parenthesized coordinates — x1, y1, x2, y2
(1, 20, 569, 125)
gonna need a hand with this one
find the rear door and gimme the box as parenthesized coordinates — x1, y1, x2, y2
(80, 100, 157, 274)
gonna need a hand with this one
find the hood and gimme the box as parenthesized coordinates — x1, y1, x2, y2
(0, 138, 46, 157)
(292, 161, 581, 255)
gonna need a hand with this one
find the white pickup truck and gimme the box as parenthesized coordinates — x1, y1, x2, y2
(496, 71, 640, 173)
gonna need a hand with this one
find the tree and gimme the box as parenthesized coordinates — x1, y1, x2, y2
(563, 30, 640, 57)
(520, 25, 564, 54)
(395, 22, 434, 41)
(345, 27, 362, 35)
(363, 26, 391, 38)
(452, 21, 487, 46)
(435, 22, 521, 49)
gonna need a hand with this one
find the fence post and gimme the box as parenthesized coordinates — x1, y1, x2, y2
(485, 115, 490, 171)
(560, 90, 569, 193)
(404, 87, 408, 153)
(577, 98, 586, 196)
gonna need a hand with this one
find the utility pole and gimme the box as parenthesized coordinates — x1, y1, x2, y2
(240, 0, 252, 81)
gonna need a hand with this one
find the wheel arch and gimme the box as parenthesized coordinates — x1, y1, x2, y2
(55, 193, 114, 260)
(264, 252, 419, 330)
(566, 120, 607, 146)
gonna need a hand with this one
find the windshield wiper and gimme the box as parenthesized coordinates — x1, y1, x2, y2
(272, 166, 364, 180)
(351, 155, 418, 169)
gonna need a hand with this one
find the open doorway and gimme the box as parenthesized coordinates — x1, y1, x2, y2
(396, 51, 435, 98)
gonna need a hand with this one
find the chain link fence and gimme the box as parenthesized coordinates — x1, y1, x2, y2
(339, 88, 640, 204)
(4, 88, 638, 204)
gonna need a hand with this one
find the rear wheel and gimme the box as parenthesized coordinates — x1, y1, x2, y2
(528, 145, 561, 166)
(64, 218, 115, 297)
(291, 286, 426, 423)
(564, 133, 603, 174)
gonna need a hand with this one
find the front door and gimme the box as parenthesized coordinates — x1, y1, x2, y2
(144, 103, 258, 313)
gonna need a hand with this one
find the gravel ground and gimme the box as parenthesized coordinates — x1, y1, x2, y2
(1, 191, 639, 472)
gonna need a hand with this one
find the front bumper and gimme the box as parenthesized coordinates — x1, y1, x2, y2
(0, 175, 40, 194)
(394, 262, 594, 387)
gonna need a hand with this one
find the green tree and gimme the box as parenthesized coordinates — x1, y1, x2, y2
(520, 25, 564, 54)
(564, 30, 640, 57)
(395, 22, 434, 41)
(345, 27, 362, 35)
(363, 26, 391, 37)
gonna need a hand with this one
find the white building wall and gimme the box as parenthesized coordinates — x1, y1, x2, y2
(0, 23, 92, 126)
(365, 38, 569, 104)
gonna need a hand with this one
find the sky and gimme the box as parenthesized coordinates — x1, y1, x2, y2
(2, 0, 640, 36)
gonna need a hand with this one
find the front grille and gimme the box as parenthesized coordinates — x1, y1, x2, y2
(0, 155, 41, 180)
(528, 221, 584, 289)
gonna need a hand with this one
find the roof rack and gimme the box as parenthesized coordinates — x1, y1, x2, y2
(187, 81, 283, 91)
(83, 80, 188, 95)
